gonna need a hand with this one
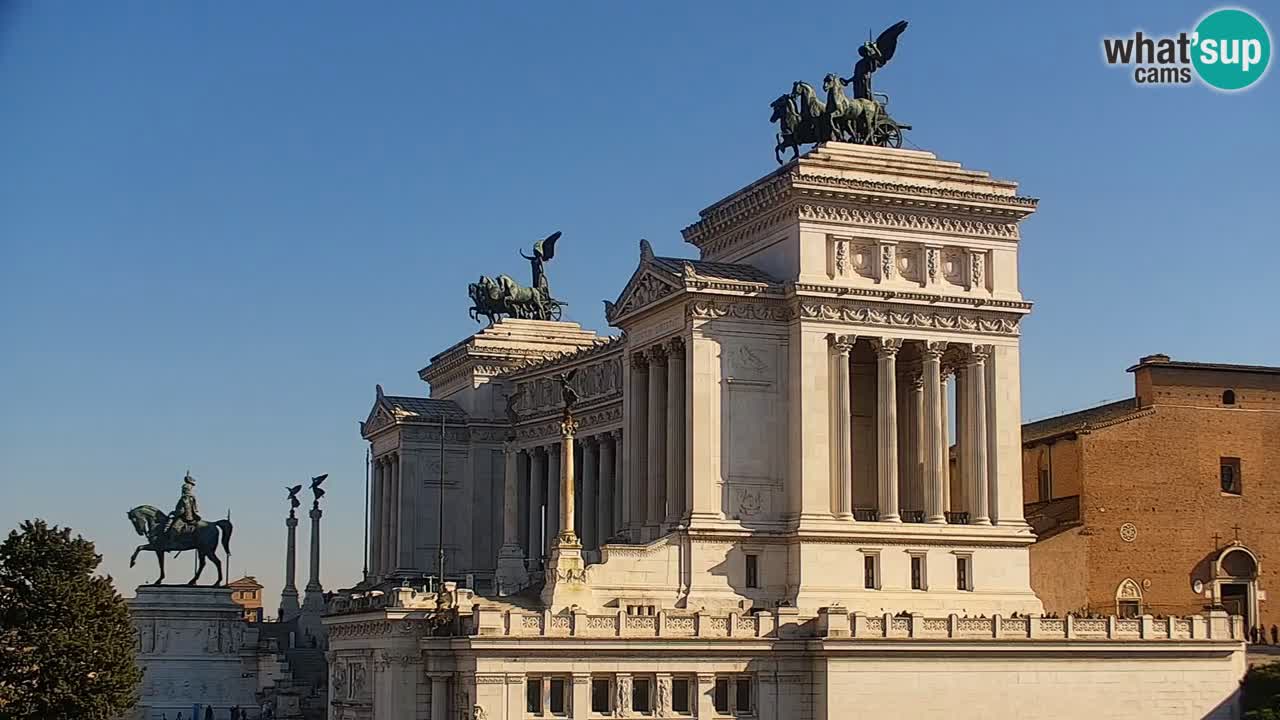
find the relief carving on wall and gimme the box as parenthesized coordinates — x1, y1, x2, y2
(735, 488, 765, 519)
(797, 302, 1020, 335)
(728, 345, 771, 381)
(970, 250, 986, 290)
(879, 243, 896, 281)
(619, 273, 676, 316)
(897, 245, 922, 282)
(687, 300, 791, 322)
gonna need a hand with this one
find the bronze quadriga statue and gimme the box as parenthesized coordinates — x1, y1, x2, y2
(468, 230, 569, 324)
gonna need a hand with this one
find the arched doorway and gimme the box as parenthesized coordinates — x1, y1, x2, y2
(1214, 545, 1260, 628)
(1115, 578, 1143, 618)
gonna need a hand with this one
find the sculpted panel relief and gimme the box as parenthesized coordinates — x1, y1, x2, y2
(515, 356, 622, 416)
(722, 341, 784, 522)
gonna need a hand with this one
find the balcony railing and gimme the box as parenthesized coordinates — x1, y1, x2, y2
(901, 510, 925, 523)
(853, 508, 880, 522)
(945, 511, 970, 525)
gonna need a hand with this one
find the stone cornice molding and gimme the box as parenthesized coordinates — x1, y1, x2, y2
(686, 299, 792, 322)
(517, 403, 622, 442)
(790, 283, 1033, 313)
(501, 335, 624, 380)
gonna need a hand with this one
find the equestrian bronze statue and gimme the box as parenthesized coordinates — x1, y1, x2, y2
(770, 20, 912, 162)
(468, 230, 569, 324)
(127, 472, 234, 586)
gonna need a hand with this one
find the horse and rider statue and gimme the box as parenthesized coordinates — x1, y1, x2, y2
(468, 230, 568, 325)
(127, 472, 233, 586)
(771, 20, 912, 164)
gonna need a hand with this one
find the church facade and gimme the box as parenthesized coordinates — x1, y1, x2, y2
(1023, 354, 1280, 633)
(326, 144, 1246, 720)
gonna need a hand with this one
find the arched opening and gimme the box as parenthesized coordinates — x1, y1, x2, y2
(1116, 577, 1143, 618)
(1215, 545, 1260, 629)
(1222, 389, 1236, 405)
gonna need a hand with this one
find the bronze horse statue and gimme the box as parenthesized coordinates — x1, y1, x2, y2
(127, 505, 234, 586)
(822, 73, 880, 145)
(771, 94, 820, 164)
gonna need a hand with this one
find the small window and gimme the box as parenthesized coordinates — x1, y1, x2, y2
(1221, 457, 1242, 495)
(591, 679, 610, 714)
(714, 678, 730, 713)
(745, 554, 759, 589)
(863, 554, 878, 590)
(956, 556, 972, 591)
(735, 677, 752, 714)
(1118, 600, 1141, 618)
(632, 677, 652, 714)
(1223, 389, 1236, 405)
(671, 677, 691, 714)
(910, 555, 927, 590)
(527, 677, 542, 714)
(549, 678, 567, 715)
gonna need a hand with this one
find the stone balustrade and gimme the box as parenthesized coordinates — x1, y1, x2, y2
(470, 605, 1245, 642)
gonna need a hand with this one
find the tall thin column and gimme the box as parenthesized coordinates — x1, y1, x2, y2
(627, 355, 649, 536)
(558, 422, 577, 545)
(517, 451, 530, 556)
(665, 338, 686, 529)
(645, 345, 668, 536)
(922, 342, 948, 524)
(305, 503, 323, 595)
(546, 443, 561, 557)
(829, 334, 855, 520)
(898, 371, 924, 515)
(369, 459, 383, 577)
(985, 353, 1001, 524)
(611, 430, 624, 536)
(599, 434, 616, 543)
(582, 437, 599, 550)
(528, 448, 545, 568)
(495, 440, 527, 594)
(874, 338, 902, 522)
(279, 509, 300, 619)
(940, 370, 953, 514)
(390, 454, 403, 571)
(380, 458, 394, 575)
(967, 345, 992, 525)
(955, 366, 968, 514)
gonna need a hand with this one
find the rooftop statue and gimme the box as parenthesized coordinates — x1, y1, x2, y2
(126, 471, 234, 586)
(310, 473, 328, 508)
(468, 231, 569, 325)
(771, 20, 912, 163)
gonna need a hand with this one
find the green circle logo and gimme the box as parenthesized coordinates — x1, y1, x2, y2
(1192, 8, 1271, 90)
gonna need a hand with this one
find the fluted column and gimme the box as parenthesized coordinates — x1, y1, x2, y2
(645, 345, 668, 536)
(611, 430, 624, 536)
(665, 338, 686, 529)
(369, 459, 383, 576)
(985, 353, 1001, 524)
(900, 372, 924, 514)
(940, 369, 953, 514)
(391, 453, 405, 571)
(829, 334, 855, 520)
(546, 443, 561, 557)
(627, 354, 649, 536)
(599, 433, 616, 543)
(501, 441, 521, 549)
(528, 448, 545, 568)
(582, 437, 599, 550)
(380, 458, 394, 574)
(966, 345, 992, 525)
(517, 450, 530, 556)
(922, 342, 948, 524)
(557, 419, 578, 546)
(874, 338, 902, 522)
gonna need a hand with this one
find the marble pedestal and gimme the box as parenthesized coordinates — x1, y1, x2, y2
(129, 586, 256, 720)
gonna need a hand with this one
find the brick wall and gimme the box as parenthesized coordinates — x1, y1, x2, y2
(1027, 527, 1089, 613)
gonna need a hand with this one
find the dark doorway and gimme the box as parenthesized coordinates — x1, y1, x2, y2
(1221, 583, 1250, 627)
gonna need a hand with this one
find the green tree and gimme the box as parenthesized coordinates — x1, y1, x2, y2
(1245, 663, 1280, 719)
(0, 520, 141, 720)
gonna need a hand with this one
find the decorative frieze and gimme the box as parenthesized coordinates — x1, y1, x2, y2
(797, 302, 1020, 335)
(686, 300, 791, 322)
(797, 203, 1019, 240)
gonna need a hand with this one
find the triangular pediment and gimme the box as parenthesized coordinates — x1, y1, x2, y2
(606, 241, 684, 324)
(361, 385, 397, 437)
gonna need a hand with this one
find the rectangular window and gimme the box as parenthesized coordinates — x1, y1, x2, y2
(745, 554, 759, 589)
(956, 555, 972, 591)
(1118, 600, 1141, 618)
(713, 678, 730, 713)
(1221, 457, 1242, 494)
(527, 677, 542, 714)
(863, 553, 878, 590)
(549, 678, 567, 715)
(671, 677, 691, 714)
(735, 677, 752, 714)
(910, 554, 926, 590)
(591, 678, 610, 714)
(633, 677, 652, 714)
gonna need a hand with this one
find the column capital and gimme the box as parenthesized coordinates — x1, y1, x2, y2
(581, 433, 600, 447)
(921, 340, 948, 359)
(827, 333, 856, 354)
(666, 336, 685, 357)
(967, 344, 994, 363)
(609, 428, 623, 441)
(871, 337, 904, 357)
(631, 352, 649, 371)
(646, 344, 668, 363)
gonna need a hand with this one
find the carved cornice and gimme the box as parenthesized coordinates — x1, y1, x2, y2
(789, 172, 1039, 209)
(502, 335, 624, 380)
(687, 299, 792, 322)
(517, 403, 622, 442)
(791, 283, 1032, 312)
(797, 203, 1019, 240)
(798, 301, 1020, 336)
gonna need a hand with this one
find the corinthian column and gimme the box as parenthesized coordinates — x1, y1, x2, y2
(646, 345, 668, 537)
(922, 342, 948, 524)
(369, 459, 382, 577)
(599, 433, 616, 543)
(546, 443, 561, 557)
(582, 437, 599, 550)
(528, 448, 545, 569)
(556, 416, 579, 547)
(665, 338, 686, 529)
(828, 334, 855, 520)
(966, 345, 992, 525)
(873, 338, 902, 522)
(495, 440, 527, 594)
(627, 354, 649, 537)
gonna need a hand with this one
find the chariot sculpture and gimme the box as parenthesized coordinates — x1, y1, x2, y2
(468, 230, 568, 325)
(771, 20, 912, 163)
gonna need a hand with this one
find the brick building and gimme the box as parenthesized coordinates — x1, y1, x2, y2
(1023, 354, 1280, 632)
(228, 575, 264, 622)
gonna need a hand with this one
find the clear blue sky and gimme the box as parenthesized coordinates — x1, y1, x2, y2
(2, 2, 1276, 606)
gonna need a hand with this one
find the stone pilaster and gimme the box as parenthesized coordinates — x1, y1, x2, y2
(940, 369, 953, 513)
(873, 338, 902, 522)
(369, 458, 382, 578)
(612, 430, 625, 536)
(582, 436, 599, 550)
(279, 511, 300, 620)
(528, 448, 545, 570)
(380, 456, 395, 576)
(829, 334, 855, 520)
(496, 440, 527, 595)
(599, 433, 616, 543)
(645, 345, 668, 537)
(626, 353, 648, 537)
(546, 443, 561, 558)
(665, 338, 686, 529)
(922, 342, 948, 524)
(390, 454, 403, 572)
(967, 345, 992, 525)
